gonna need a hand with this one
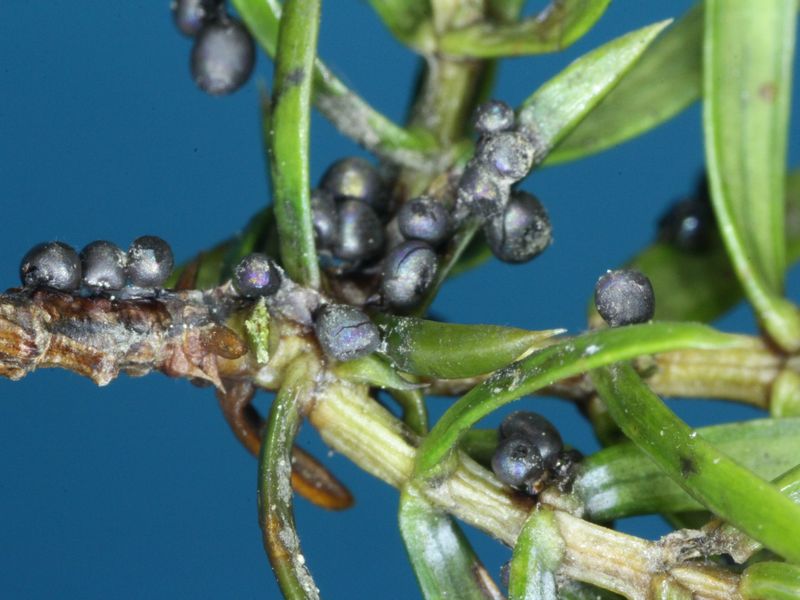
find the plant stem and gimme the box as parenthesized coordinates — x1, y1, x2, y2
(259, 360, 321, 599)
(308, 377, 743, 599)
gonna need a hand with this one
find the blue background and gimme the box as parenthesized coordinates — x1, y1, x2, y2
(0, 2, 798, 598)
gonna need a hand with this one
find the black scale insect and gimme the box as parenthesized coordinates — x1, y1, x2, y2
(594, 269, 655, 327)
(172, 0, 255, 96)
(20, 236, 174, 295)
(491, 411, 581, 495)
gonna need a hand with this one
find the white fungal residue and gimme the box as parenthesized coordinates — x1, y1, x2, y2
(584, 344, 600, 356)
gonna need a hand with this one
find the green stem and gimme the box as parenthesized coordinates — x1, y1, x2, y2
(307, 379, 742, 599)
(232, 0, 439, 167)
(258, 362, 320, 599)
(268, 0, 321, 287)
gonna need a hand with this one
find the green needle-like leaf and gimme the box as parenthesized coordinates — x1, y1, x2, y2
(592, 363, 800, 563)
(399, 487, 503, 600)
(367, 0, 433, 49)
(258, 364, 320, 600)
(711, 463, 800, 562)
(232, 0, 438, 167)
(268, 0, 320, 288)
(376, 314, 564, 379)
(440, 0, 610, 58)
(548, 3, 702, 164)
(574, 418, 800, 520)
(518, 20, 671, 163)
(509, 508, 563, 600)
(389, 388, 429, 436)
(740, 562, 800, 600)
(704, 0, 800, 350)
(460, 429, 498, 467)
(333, 354, 424, 392)
(414, 322, 748, 477)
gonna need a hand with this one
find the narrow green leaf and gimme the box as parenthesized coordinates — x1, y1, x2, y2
(740, 562, 800, 600)
(447, 231, 494, 279)
(258, 364, 320, 600)
(704, 0, 800, 350)
(573, 418, 800, 520)
(440, 0, 610, 58)
(376, 314, 564, 379)
(389, 388, 429, 436)
(333, 354, 425, 392)
(787, 168, 800, 258)
(509, 508, 564, 600)
(460, 429, 498, 467)
(166, 238, 230, 290)
(414, 322, 748, 477)
(591, 363, 800, 563)
(711, 463, 800, 562)
(518, 20, 671, 161)
(231, 0, 439, 167)
(367, 0, 433, 49)
(548, 3, 702, 164)
(268, 0, 320, 288)
(413, 219, 483, 316)
(399, 487, 503, 600)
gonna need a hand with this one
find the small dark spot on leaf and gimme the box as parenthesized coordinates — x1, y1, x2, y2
(286, 67, 306, 87)
(759, 82, 777, 102)
(680, 456, 697, 478)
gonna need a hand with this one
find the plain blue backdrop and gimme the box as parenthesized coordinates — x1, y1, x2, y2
(0, 2, 798, 598)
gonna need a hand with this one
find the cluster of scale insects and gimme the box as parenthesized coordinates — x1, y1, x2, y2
(12, 2, 719, 514)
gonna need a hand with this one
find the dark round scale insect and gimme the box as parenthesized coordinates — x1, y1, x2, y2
(233, 253, 282, 298)
(499, 411, 563, 470)
(657, 197, 714, 253)
(457, 163, 506, 219)
(491, 436, 545, 489)
(319, 157, 386, 213)
(473, 100, 515, 135)
(594, 269, 655, 327)
(126, 235, 175, 288)
(310, 189, 339, 250)
(397, 196, 451, 246)
(381, 240, 438, 310)
(80, 240, 127, 292)
(313, 304, 380, 362)
(171, 0, 224, 37)
(333, 198, 385, 262)
(19, 242, 82, 292)
(484, 190, 552, 264)
(476, 131, 536, 183)
(191, 17, 255, 95)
